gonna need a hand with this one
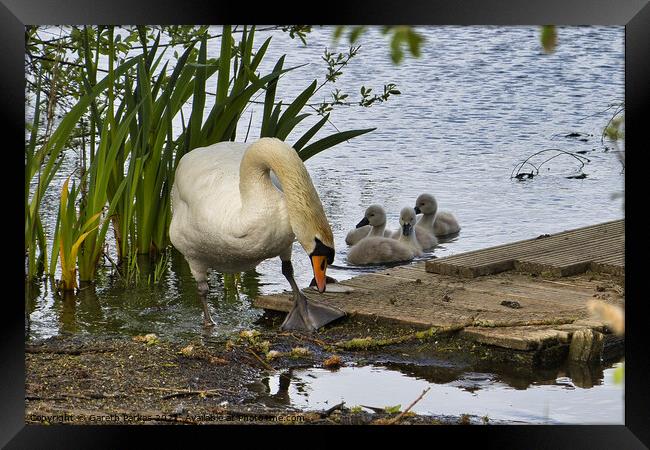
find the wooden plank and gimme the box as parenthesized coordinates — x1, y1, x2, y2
(427, 220, 624, 277)
(432, 221, 622, 266)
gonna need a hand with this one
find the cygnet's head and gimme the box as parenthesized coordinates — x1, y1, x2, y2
(399, 207, 418, 236)
(355, 204, 386, 228)
(414, 193, 438, 215)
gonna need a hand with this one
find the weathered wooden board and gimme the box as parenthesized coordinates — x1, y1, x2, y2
(426, 220, 624, 278)
(252, 221, 624, 355)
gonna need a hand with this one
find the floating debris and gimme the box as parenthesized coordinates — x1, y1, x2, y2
(514, 172, 535, 180)
(179, 345, 194, 356)
(323, 355, 343, 369)
(290, 347, 312, 358)
(566, 173, 588, 179)
(132, 334, 159, 345)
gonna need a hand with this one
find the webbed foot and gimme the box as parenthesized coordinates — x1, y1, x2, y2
(280, 292, 345, 332)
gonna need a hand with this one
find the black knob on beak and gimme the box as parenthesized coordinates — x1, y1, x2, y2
(355, 217, 370, 228)
(414, 206, 421, 214)
(402, 223, 413, 236)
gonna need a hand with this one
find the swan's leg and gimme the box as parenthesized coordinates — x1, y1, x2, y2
(189, 262, 216, 328)
(278, 257, 345, 332)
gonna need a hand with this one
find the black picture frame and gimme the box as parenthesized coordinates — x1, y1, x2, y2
(5, 0, 648, 447)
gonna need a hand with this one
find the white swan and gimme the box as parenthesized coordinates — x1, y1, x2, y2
(169, 137, 345, 332)
(347, 207, 422, 265)
(345, 204, 392, 245)
(414, 193, 461, 237)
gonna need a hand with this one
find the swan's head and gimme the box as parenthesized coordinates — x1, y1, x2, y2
(399, 207, 418, 236)
(414, 193, 438, 215)
(303, 235, 334, 294)
(292, 208, 335, 294)
(355, 204, 387, 228)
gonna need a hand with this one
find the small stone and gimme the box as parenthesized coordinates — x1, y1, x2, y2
(500, 300, 522, 309)
(171, 404, 186, 416)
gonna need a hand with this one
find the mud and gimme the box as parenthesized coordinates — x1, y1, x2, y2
(26, 314, 532, 425)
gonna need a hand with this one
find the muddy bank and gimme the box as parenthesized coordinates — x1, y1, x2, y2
(25, 314, 620, 425)
(24, 318, 488, 425)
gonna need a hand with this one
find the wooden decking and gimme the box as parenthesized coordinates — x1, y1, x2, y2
(426, 219, 624, 278)
(253, 220, 625, 360)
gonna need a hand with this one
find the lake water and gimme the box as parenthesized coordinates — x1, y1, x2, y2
(25, 26, 625, 424)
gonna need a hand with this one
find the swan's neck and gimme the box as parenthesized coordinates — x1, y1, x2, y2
(417, 211, 436, 229)
(239, 138, 332, 247)
(369, 223, 386, 237)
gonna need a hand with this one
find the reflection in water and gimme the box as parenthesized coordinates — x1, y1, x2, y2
(258, 369, 295, 407)
(255, 362, 624, 424)
(27, 250, 265, 342)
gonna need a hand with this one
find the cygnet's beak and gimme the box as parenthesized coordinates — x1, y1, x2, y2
(402, 223, 413, 236)
(311, 255, 328, 293)
(414, 206, 421, 214)
(355, 217, 370, 228)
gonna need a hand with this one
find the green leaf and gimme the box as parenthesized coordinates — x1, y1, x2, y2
(298, 127, 376, 161)
(333, 26, 345, 42)
(349, 26, 366, 43)
(541, 25, 557, 54)
(261, 55, 285, 137)
(250, 36, 272, 73)
(276, 80, 317, 135)
(292, 113, 329, 151)
(217, 25, 232, 104)
(188, 36, 207, 150)
(384, 405, 401, 414)
(275, 113, 310, 141)
(613, 364, 624, 384)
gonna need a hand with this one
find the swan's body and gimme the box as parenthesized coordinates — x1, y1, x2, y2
(345, 225, 375, 246)
(414, 193, 461, 237)
(346, 237, 415, 265)
(347, 207, 422, 265)
(431, 211, 460, 236)
(170, 142, 293, 273)
(170, 138, 344, 331)
(390, 225, 438, 250)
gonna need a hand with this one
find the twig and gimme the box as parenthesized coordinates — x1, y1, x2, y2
(321, 401, 345, 418)
(384, 387, 431, 425)
(511, 148, 590, 179)
(25, 345, 116, 355)
(247, 348, 276, 372)
(143, 386, 235, 394)
(161, 390, 222, 400)
(26, 392, 125, 401)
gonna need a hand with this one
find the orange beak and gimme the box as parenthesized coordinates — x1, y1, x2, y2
(311, 255, 328, 293)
